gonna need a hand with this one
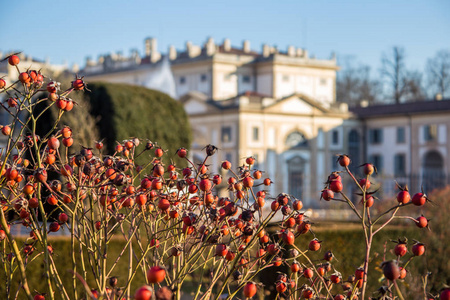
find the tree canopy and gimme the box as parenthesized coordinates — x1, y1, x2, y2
(34, 82, 192, 165)
(85, 82, 192, 159)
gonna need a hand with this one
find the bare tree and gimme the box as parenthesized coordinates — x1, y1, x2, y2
(336, 56, 381, 106)
(357, 65, 383, 104)
(380, 46, 424, 103)
(426, 49, 450, 98)
(403, 70, 425, 101)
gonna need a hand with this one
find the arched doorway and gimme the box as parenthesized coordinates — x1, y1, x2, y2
(285, 131, 309, 202)
(287, 156, 305, 200)
(422, 150, 445, 191)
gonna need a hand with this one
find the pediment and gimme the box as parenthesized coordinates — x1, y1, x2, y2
(179, 91, 215, 115)
(184, 99, 210, 114)
(264, 94, 329, 115)
(179, 91, 208, 103)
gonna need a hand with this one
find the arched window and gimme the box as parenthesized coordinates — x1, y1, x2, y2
(422, 150, 445, 191)
(286, 131, 308, 148)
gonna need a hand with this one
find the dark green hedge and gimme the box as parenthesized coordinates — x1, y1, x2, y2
(85, 82, 192, 163)
(0, 238, 146, 299)
(34, 82, 192, 165)
(2, 226, 444, 299)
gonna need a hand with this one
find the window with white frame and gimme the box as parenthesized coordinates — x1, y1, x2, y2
(396, 127, 405, 143)
(331, 130, 339, 145)
(423, 124, 437, 142)
(252, 127, 259, 141)
(369, 154, 383, 173)
(221, 127, 232, 143)
(369, 128, 383, 144)
(242, 75, 251, 83)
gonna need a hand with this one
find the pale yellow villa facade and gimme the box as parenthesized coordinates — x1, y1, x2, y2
(81, 37, 450, 206)
(351, 101, 450, 195)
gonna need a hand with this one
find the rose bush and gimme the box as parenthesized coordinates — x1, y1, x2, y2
(0, 54, 446, 300)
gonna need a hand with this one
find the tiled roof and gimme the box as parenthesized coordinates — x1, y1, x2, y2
(350, 99, 450, 118)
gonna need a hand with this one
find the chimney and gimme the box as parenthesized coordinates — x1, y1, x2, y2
(339, 102, 348, 112)
(145, 38, 151, 56)
(186, 41, 201, 58)
(287, 45, 295, 57)
(296, 48, 304, 57)
(205, 37, 215, 56)
(262, 44, 270, 57)
(145, 38, 160, 63)
(98, 55, 104, 64)
(243, 40, 250, 53)
(186, 41, 192, 56)
(169, 45, 177, 60)
(303, 50, 309, 58)
(223, 38, 231, 52)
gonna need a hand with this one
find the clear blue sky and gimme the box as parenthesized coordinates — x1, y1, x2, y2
(1, 0, 449, 75)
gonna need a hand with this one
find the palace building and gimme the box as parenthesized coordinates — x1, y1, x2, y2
(82, 37, 450, 206)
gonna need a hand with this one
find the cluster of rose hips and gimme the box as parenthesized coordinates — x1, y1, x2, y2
(125, 147, 321, 300)
(322, 155, 432, 228)
(0, 54, 446, 300)
(0, 54, 93, 299)
(2, 54, 44, 88)
(1, 121, 328, 300)
(314, 154, 440, 299)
